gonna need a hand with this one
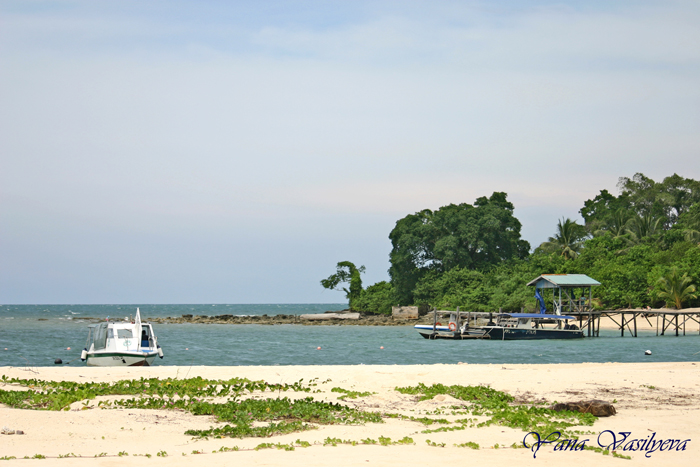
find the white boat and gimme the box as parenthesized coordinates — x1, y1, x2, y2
(81, 308, 164, 367)
(414, 310, 486, 339)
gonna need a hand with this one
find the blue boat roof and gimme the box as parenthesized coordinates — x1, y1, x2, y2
(498, 313, 576, 320)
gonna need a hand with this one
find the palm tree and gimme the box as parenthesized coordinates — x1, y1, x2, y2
(593, 208, 632, 239)
(538, 218, 588, 260)
(653, 267, 697, 309)
(615, 213, 662, 255)
(626, 213, 661, 243)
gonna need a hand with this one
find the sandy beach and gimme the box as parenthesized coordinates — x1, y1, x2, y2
(1, 362, 698, 466)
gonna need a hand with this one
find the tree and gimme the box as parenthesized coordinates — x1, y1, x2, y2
(353, 281, 395, 315)
(593, 208, 632, 239)
(320, 261, 366, 310)
(388, 192, 530, 305)
(538, 218, 588, 260)
(658, 174, 700, 225)
(581, 174, 700, 233)
(580, 189, 629, 233)
(675, 203, 700, 244)
(652, 267, 697, 309)
(626, 213, 662, 243)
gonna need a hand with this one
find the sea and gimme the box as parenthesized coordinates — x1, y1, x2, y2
(1, 304, 699, 368)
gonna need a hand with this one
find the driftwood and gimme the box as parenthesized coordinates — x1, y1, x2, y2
(550, 400, 616, 417)
(299, 313, 360, 321)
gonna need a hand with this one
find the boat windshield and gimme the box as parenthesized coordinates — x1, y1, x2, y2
(93, 323, 108, 351)
(117, 329, 133, 339)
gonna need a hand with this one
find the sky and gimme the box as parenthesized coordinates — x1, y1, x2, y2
(1, 0, 699, 304)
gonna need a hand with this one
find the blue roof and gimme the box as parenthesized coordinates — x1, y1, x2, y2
(527, 274, 600, 288)
(498, 313, 576, 320)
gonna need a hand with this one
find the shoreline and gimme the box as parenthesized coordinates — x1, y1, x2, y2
(140, 313, 700, 333)
(1, 362, 698, 466)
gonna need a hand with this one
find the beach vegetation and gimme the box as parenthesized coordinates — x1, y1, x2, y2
(425, 439, 446, 447)
(330, 387, 375, 400)
(455, 441, 479, 449)
(422, 424, 466, 433)
(396, 383, 596, 438)
(0, 375, 382, 442)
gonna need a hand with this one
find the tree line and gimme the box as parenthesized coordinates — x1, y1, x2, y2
(321, 173, 700, 313)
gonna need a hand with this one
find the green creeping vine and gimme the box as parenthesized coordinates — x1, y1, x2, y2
(330, 387, 376, 400)
(0, 375, 382, 440)
(455, 441, 480, 449)
(395, 383, 596, 438)
(323, 436, 414, 447)
(0, 374, 311, 410)
(184, 397, 381, 438)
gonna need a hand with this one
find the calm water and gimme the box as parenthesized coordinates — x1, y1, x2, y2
(1, 304, 699, 367)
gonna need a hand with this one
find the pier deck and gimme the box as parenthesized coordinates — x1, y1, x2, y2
(568, 308, 700, 337)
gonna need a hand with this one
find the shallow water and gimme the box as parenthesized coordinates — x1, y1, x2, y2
(1, 305, 698, 367)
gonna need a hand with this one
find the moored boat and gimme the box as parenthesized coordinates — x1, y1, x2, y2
(482, 313, 583, 340)
(81, 308, 164, 367)
(414, 310, 486, 339)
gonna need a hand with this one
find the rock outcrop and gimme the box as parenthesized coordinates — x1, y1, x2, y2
(550, 400, 616, 417)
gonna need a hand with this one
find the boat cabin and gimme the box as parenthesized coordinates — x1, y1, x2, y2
(86, 320, 157, 354)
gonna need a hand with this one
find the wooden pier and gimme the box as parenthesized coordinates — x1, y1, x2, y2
(568, 308, 700, 337)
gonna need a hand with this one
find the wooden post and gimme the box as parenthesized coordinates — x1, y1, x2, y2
(633, 313, 637, 337)
(456, 306, 460, 335)
(676, 314, 679, 337)
(586, 314, 590, 337)
(661, 313, 665, 335)
(621, 312, 625, 337)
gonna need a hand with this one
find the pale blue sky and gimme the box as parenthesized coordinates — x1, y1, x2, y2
(2, 1, 699, 303)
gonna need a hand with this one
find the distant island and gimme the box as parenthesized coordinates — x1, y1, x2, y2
(322, 173, 699, 315)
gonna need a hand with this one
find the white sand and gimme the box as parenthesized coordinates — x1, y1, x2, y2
(1, 362, 699, 466)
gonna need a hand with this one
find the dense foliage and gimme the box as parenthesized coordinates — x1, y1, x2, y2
(322, 174, 700, 313)
(387, 192, 530, 305)
(342, 173, 700, 313)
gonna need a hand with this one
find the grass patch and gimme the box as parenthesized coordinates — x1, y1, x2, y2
(0, 375, 382, 441)
(330, 387, 376, 400)
(395, 383, 596, 438)
(455, 441, 480, 449)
